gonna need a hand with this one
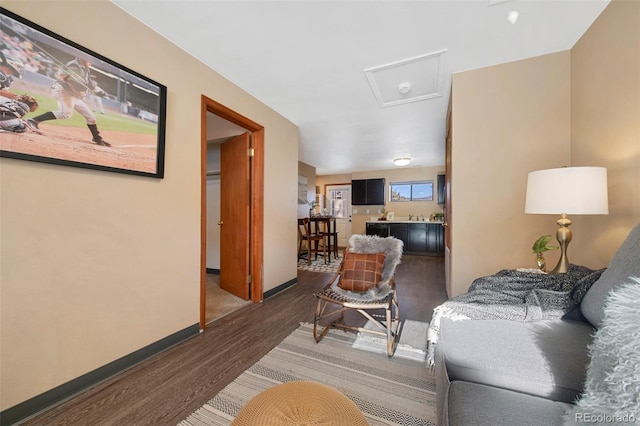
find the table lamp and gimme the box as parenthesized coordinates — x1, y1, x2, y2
(525, 167, 608, 274)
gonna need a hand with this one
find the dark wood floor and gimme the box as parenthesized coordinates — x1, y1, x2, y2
(22, 255, 446, 426)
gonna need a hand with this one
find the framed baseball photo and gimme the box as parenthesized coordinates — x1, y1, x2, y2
(0, 8, 167, 178)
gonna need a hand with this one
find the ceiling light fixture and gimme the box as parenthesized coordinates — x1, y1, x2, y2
(394, 158, 411, 166)
(507, 10, 519, 25)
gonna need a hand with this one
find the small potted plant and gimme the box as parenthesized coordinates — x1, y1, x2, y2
(532, 235, 559, 271)
(308, 200, 317, 217)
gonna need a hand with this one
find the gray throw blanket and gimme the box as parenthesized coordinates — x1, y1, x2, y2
(426, 265, 604, 366)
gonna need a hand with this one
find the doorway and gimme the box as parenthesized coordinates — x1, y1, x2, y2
(326, 184, 352, 249)
(201, 96, 264, 329)
(204, 137, 251, 324)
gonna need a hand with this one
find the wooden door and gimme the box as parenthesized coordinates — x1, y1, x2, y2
(220, 132, 251, 300)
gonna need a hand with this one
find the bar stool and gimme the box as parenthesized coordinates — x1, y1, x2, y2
(317, 217, 339, 259)
(297, 218, 328, 265)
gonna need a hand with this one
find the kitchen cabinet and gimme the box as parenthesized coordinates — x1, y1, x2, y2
(437, 174, 445, 205)
(352, 178, 385, 205)
(366, 221, 444, 254)
(430, 223, 445, 252)
(407, 223, 428, 252)
(365, 222, 389, 237)
(409, 223, 445, 253)
(351, 180, 367, 205)
(389, 223, 408, 248)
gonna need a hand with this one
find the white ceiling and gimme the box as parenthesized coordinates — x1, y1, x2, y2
(113, 0, 609, 175)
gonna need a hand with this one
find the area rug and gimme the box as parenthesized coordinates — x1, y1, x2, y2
(178, 322, 437, 426)
(352, 319, 429, 362)
(297, 254, 342, 273)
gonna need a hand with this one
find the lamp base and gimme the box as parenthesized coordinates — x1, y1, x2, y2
(550, 213, 572, 274)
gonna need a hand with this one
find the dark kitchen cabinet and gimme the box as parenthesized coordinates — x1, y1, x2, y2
(367, 179, 385, 205)
(366, 222, 389, 237)
(389, 223, 408, 248)
(424, 223, 445, 253)
(428, 225, 443, 252)
(408, 223, 428, 252)
(352, 178, 385, 205)
(437, 174, 445, 205)
(367, 222, 444, 255)
(351, 180, 367, 205)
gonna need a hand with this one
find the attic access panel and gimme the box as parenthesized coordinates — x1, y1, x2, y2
(364, 49, 447, 108)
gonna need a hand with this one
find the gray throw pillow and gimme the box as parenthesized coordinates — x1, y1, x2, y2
(564, 278, 640, 425)
(581, 223, 640, 328)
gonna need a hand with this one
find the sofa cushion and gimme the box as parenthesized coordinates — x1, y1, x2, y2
(581, 223, 640, 328)
(565, 279, 640, 425)
(438, 318, 594, 403)
(448, 381, 573, 426)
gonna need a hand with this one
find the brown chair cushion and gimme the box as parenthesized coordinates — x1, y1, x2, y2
(338, 251, 386, 292)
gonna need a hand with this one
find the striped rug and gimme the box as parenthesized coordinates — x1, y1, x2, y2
(178, 323, 437, 426)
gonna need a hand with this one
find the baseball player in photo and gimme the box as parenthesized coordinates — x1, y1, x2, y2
(0, 93, 39, 133)
(0, 52, 40, 134)
(25, 57, 111, 147)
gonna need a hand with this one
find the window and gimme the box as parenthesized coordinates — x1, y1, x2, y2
(390, 180, 433, 202)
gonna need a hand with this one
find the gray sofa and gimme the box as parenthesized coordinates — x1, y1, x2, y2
(434, 223, 640, 426)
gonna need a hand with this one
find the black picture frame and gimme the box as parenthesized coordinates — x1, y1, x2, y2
(0, 8, 167, 178)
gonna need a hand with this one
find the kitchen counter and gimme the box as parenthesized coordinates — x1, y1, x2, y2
(366, 220, 444, 224)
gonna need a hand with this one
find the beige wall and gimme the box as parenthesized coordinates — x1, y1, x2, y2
(449, 0, 639, 297)
(0, 1, 299, 410)
(569, 0, 640, 267)
(316, 173, 352, 191)
(317, 167, 444, 235)
(451, 52, 572, 296)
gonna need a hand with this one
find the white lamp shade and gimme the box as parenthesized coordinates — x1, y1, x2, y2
(525, 167, 609, 215)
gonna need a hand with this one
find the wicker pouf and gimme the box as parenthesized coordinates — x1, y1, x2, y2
(231, 381, 368, 425)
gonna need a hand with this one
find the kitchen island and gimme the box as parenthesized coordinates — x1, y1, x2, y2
(365, 220, 444, 255)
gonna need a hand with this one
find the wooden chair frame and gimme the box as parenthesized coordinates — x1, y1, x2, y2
(312, 236, 402, 357)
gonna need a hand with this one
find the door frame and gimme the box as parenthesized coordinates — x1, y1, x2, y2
(201, 95, 264, 329)
(444, 89, 452, 297)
